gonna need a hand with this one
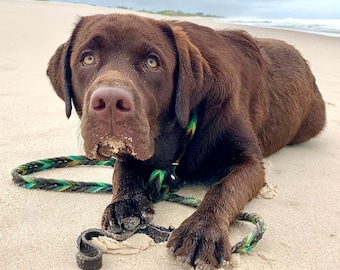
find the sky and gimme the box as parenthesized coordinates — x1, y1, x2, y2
(60, 0, 340, 19)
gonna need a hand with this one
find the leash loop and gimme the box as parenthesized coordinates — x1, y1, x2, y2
(11, 155, 266, 258)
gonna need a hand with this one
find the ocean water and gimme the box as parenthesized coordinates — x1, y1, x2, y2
(217, 18, 340, 37)
(48, 0, 340, 38)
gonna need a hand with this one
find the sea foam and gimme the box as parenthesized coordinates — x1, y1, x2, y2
(217, 18, 340, 37)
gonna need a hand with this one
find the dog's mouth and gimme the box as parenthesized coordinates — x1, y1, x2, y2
(89, 135, 153, 162)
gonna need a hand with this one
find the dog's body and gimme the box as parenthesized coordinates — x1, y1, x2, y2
(47, 14, 325, 268)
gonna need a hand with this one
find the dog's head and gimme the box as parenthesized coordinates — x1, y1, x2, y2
(47, 14, 210, 162)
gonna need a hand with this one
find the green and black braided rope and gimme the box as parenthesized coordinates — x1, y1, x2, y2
(11, 155, 266, 255)
(11, 155, 114, 193)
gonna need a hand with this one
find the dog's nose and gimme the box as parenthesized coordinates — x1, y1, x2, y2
(90, 87, 134, 122)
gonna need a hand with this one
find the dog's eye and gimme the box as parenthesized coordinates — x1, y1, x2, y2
(145, 56, 159, 69)
(82, 54, 95, 66)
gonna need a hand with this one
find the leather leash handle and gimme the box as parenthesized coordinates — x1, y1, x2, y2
(76, 225, 173, 270)
(77, 229, 105, 270)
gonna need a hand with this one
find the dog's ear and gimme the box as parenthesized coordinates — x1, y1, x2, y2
(168, 25, 211, 128)
(47, 18, 84, 118)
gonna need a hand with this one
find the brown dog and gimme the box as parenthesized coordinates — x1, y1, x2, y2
(47, 14, 325, 268)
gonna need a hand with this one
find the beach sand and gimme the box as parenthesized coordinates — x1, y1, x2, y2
(0, 0, 339, 269)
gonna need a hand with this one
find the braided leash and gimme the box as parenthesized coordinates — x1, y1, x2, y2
(11, 155, 114, 193)
(11, 155, 266, 268)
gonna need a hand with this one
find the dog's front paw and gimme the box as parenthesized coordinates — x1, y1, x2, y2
(167, 213, 231, 268)
(102, 197, 154, 233)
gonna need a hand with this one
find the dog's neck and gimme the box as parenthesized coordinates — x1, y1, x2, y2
(144, 110, 198, 201)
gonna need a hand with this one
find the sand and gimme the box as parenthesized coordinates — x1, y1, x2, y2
(0, 0, 339, 269)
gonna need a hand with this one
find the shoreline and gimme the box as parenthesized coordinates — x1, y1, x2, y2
(215, 20, 340, 38)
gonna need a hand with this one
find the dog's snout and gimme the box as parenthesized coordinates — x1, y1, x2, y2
(90, 87, 134, 122)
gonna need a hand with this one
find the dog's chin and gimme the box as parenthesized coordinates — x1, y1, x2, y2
(86, 135, 153, 162)
(96, 141, 131, 162)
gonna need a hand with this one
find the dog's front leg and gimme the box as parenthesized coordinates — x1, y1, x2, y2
(167, 153, 265, 268)
(101, 160, 154, 233)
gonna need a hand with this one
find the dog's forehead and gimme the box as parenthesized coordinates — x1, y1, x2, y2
(79, 14, 168, 46)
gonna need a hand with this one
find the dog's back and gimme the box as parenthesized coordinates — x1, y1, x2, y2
(178, 23, 326, 156)
(255, 38, 326, 155)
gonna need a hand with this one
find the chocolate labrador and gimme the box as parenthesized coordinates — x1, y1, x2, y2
(47, 14, 325, 268)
